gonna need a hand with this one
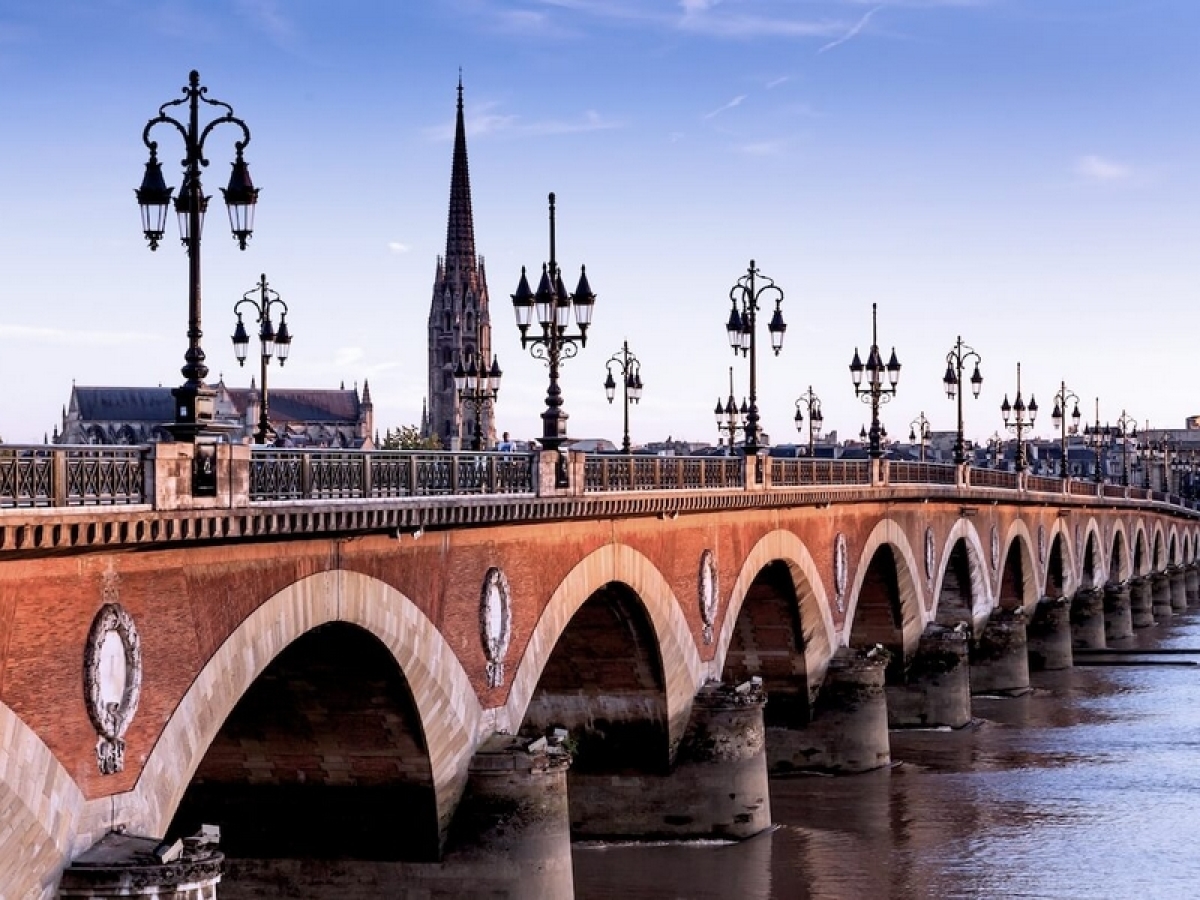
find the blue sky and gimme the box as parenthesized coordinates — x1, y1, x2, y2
(1, 1, 1197, 446)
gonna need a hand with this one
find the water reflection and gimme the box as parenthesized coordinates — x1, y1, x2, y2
(574, 611, 1200, 900)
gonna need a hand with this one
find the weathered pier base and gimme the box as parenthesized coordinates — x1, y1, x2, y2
(971, 608, 1030, 694)
(567, 682, 770, 840)
(1169, 568, 1188, 612)
(1103, 582, 1134, 643)
(1151, 573, 1173, 620)
(1071, 587, 1107, 649)
(1186, 565, 1200, 606)
(767, 648, 890, 774)
(58, 833, 223, 900)
(1129, 577, 1155, 628)
(1027, 596, 1073, 671)
(887, 623, 971, 728)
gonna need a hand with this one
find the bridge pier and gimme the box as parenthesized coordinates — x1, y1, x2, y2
(886, 623, 971, 728)
(768, 647, 890, 774)
(1129, 577, 1155, 628)
(58, 832, 223, 900)
(1071, 587, 1107, 649)
(1151, 572, 1173, 620)
(970, 607, 1030, 694)
(568, 681, 770, 841)
(1103, 582, 1134, 643)
(1026, 596, 1073, 671)
(1169, 567, 1188, 612)
(1185, 564, 1200, 606)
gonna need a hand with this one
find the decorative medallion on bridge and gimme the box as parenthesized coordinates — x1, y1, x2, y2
(83, 574, 142, 776)
(480, 567, 512, 688)
(1038, 524, 1047, 564)
(698, 549, 718, 645)
(924, 527, 936, 590)
(834, 533, 848, 613)
(990, 525, 1001, 575)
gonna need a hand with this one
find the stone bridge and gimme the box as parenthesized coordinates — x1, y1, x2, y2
(1, 443, 1197, 898)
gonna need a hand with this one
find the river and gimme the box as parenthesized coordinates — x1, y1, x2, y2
(573, 610, 1200, 900)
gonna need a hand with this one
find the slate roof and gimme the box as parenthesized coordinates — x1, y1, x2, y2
(72, 386, 361, 425)
(72, 387, 175, 422)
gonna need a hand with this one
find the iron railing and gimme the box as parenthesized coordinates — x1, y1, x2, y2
(770, 458, 872, 487)
(0, 445, 145, 508)
(1026, 475, 1064, 494)
(969, 468, 1020, 490)
(249, 449, 535, 501)
(888, 462, 957, 485)
(583, 455, 743, 492)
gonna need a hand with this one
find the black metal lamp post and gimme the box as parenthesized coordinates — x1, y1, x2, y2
(510, 193, 594, 452)
(1114, 410, 1137, 487)
(849, 303, 901, 459)
(715, 367, 749, 455)
(454, 332, 503, 452)
(1084, 398, 1106, 482)
(1049, 381, 1082, 479)
(604, 340, 642, 454)
(909, 412, 931, 462)
(986, 432, 1004, 468)
(137, 70, 259, 442)
(999, 362, 1038, 472)
(942, 335, 983, 465)
(231, 274, 291, 445)
(724, 260, 786, 457)
(793, 386, 824, 457)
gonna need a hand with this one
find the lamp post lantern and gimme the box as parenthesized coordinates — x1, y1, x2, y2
(909, 412, 931, 462)
(942, 335, 983, 464)
(793, 386, 824, 457)
(715, 367, 749, 455)
(454, 327, 503, 452)
(848, 303, 901, 459)
(231, 274, 291, 445)
(604, 340, 642, 454)
(137, 70, 259, 441)
(1049, 381, 1082, 479)
(510, 193, 594, 452)
(724, 260, 786, 459)
(1114, 409, 1137, 487)
(1084, 398, 1107, 482)
(999, 362, 1038, 472)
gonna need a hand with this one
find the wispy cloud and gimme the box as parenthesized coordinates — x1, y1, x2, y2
(766, 75, 790, 89)
(1075, 154, 1131, 182)
(426, 104, 620, 141)
(819, 4, 883, 53)
(704, 94, 746, 120)
(0, 324, 161, 346)
(737, 139, 789, 157)
(235, 0, 296, 46)
(388, 242, 411, 254)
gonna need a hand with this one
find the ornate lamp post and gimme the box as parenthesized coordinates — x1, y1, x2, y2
(942, 336, 983, 465)
(1083, 398, 1106, 482)
(231, 274, 291, 444)
(724, 261, 786, 456)
(510, 193, 595, 451)
(849, 303, 901, 459)
(986, 432, 1004, 468)
(715, 367, 749, 455)
(1114, 410, 1137, 487)
(136, 70, 259, 441)
(454, 330, 503, 452)
(909, 412, 931, 462)
(999, 362, 1038, 472)
(604, 340, 643, 454)
(793, 386, 824, 457)
(1049, 382, 1082, 479)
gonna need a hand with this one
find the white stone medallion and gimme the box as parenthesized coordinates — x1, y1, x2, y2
(83, 572, 142, 775)
(924, 527, 937, 591)
(698, 549, 718, 645)
(834, 533, 848, 613)
(480, 567, 512, 688)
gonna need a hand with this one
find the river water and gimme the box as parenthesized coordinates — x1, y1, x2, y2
(574, 611, 1200, 900)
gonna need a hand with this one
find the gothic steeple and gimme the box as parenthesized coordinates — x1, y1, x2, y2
(426, 75, 495, 450)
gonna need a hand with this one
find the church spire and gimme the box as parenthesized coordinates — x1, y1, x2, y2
(445, 71, 477, 275)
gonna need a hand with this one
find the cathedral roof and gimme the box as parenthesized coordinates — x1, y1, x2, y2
(71, 386, 174, 422)
(70, 385, 362, 425)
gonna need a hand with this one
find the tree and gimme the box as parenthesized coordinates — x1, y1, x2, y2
(379, 425, 441, 450)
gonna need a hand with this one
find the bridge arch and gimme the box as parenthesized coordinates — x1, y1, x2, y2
(931, 518, 992, 631)
(0, 701, 86, 900)
(1168, 527, 1181, 566)
(1151, 523, 1167, 570)
(1080, 519, 1106, 588)
(1132, 521, 1151, 577)
(1046, 518, 1078, 597)
(845, 519, 925, 659)
(501, 542, 701, 753)
(996, 520, 1039, 611)
(717, 528, 838, 705)
(1108, 520, 1131, 583)
(125, 569, 481, 845)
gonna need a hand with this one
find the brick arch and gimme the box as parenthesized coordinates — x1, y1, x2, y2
(1132, 520, 1151, 576)
(501, 542, 702, 754)
(1151, 521, 1168, 570)
(123, 570, 481, 846)
(0, 700, 87, 900)
(997, 520, 1039, 611)
(1048, 518, 1078, 596)
(1107, 519, 1130, 582)
(1080, 518, 1106, 588)
(716, 528, 838, 695)
(931, 518, 993, 631)
(844, 519, 925, 658)
(1168, 527, 1181, 566)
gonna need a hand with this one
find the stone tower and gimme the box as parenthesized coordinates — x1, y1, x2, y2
(427, 77, 495, 450)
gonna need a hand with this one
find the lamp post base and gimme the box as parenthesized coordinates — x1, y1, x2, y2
(166, 383, 216, 443)
(540, 408, 569, 451)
